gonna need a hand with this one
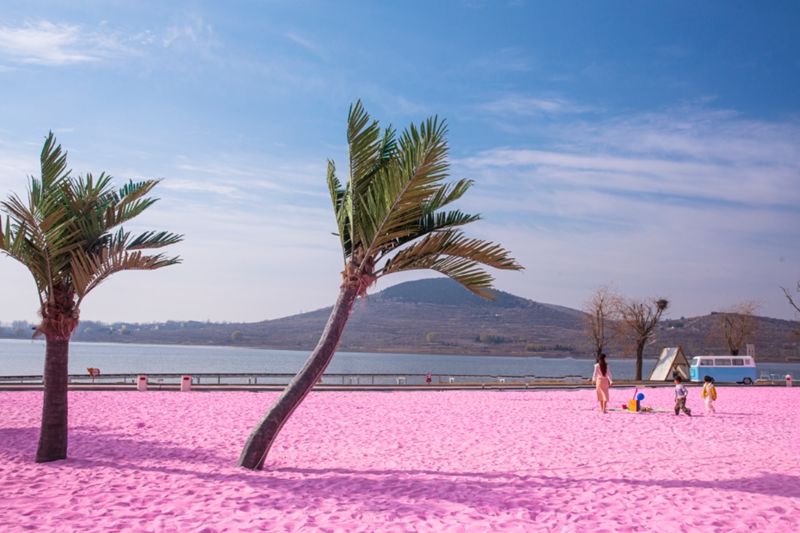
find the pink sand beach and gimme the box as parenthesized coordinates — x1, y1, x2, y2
(1, 387, 799, 532)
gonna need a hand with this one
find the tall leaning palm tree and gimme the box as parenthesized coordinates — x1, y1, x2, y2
(239, 102, 523, 470)
(0, 133, 182, 463)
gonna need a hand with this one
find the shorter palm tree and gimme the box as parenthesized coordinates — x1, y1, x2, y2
(238, 101, 523, 470)
(0, 133, 182, 462)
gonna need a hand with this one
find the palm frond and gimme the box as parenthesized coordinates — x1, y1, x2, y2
(326, 160, 349, 262)
(117, 179, 157, 200)
(358, 116, 450, 261)
(346, 101, 398, 248)
(372, 209, 481, 263)
(324, 102, 522, 298)
(38, 131, 71, 193)
(70, 244, 181, 300)
(60, 177, 165, 250)
(1, 191, 80, 294)
(0, 216, 7, 252)
(0, 215, 47, 289)
(126, 230, 183, 250)
(326, 161, 344, 215)
(381, 229, 522, 298)
(108, 179, 160, 227)
(347, 101, 384, 191)
(1, 133, 182, 318)
(425, 178, 473, 211)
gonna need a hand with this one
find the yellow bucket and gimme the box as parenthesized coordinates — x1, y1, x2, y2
(628, 399, 639, 412)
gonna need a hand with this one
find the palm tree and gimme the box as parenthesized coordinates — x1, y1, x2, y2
(238, 102, 523, 470)
(0, 133, 182, 463)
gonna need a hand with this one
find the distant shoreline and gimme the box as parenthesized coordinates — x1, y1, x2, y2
(0, 337, 660, 361)
(2, 278, 798, 361)
(4, 336, 798, 363)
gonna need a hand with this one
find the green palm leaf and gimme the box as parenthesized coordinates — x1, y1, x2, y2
(332, 101, 522, 297)
(0, 133, 183, 334)
(327, 160, 352, 262)
(382, 229, 519, 297)
(70, 245, 181, 299)
(359, 117, 449, 259)
(37, 131, 71, 194)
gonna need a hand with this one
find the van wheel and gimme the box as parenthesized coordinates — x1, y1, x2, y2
(742, 377, 753, 385)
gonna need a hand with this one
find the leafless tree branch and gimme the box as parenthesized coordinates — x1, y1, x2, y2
(583, 285, 621, 359)
(618, 296, 669, 380)
(782, 282, 800, 315)
(710, 301, 760, 356)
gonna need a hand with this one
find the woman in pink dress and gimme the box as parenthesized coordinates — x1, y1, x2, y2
(592, 353, 613, 414)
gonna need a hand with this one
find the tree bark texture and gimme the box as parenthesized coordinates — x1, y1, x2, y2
(238, 284, 359, 470)
(635, 341, 645, 381)
(36, 337, 70, 462)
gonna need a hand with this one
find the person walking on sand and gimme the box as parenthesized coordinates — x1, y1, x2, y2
(592, 353, 613, 414)
(674, 376, 692, 416)
(702, 375, 717, 414)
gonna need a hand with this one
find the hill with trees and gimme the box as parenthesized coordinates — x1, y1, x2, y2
(2, 278, 798, 361)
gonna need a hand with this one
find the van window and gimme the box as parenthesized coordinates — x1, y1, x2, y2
(732, 359, 745, 366)
(699, 359, 714, 366)
(715, 358, 732, 366)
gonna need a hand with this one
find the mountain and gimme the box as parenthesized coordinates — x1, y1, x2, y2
(4, 278, 798, 360)
(247, 278, 590, 355)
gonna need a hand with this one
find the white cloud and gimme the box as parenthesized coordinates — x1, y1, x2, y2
(0, 18, 216, 67)
(171, 156, 329, 198)
(480, 95, 592, 116)
(163, 16, 216, 50)
(455, 105, 800, 319)
(0, 21, 129, 65)
(284, 31, 324, 59)
(459, 106, 800, 209)
(160, 179, 243, 198)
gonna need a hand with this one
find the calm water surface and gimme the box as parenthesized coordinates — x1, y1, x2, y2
(1, 339, 798, 381)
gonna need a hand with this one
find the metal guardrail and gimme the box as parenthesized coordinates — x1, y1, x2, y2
(756, 372, 792, 384)
(0, 372, 590, 386)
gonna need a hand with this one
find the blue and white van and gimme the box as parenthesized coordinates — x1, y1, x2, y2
(690, 355, 757, 384)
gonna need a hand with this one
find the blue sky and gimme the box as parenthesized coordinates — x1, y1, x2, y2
(1, 1, 799, 324)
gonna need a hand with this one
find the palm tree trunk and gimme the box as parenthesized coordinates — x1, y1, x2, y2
(36, 337, 69, 462)
(238, 284, 359, 470)
(635, 340, 645, 381)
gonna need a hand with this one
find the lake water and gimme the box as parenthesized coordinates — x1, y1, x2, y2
(1, 339, 798, 383)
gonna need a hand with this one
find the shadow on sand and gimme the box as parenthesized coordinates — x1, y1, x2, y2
(2, 425, 797, 519)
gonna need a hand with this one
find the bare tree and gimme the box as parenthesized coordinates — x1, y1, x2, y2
(712, 301, 759, 355)
(584, 286, 621, 358)
(782, 281, 800, 315)
(618, 297, 669, 381)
